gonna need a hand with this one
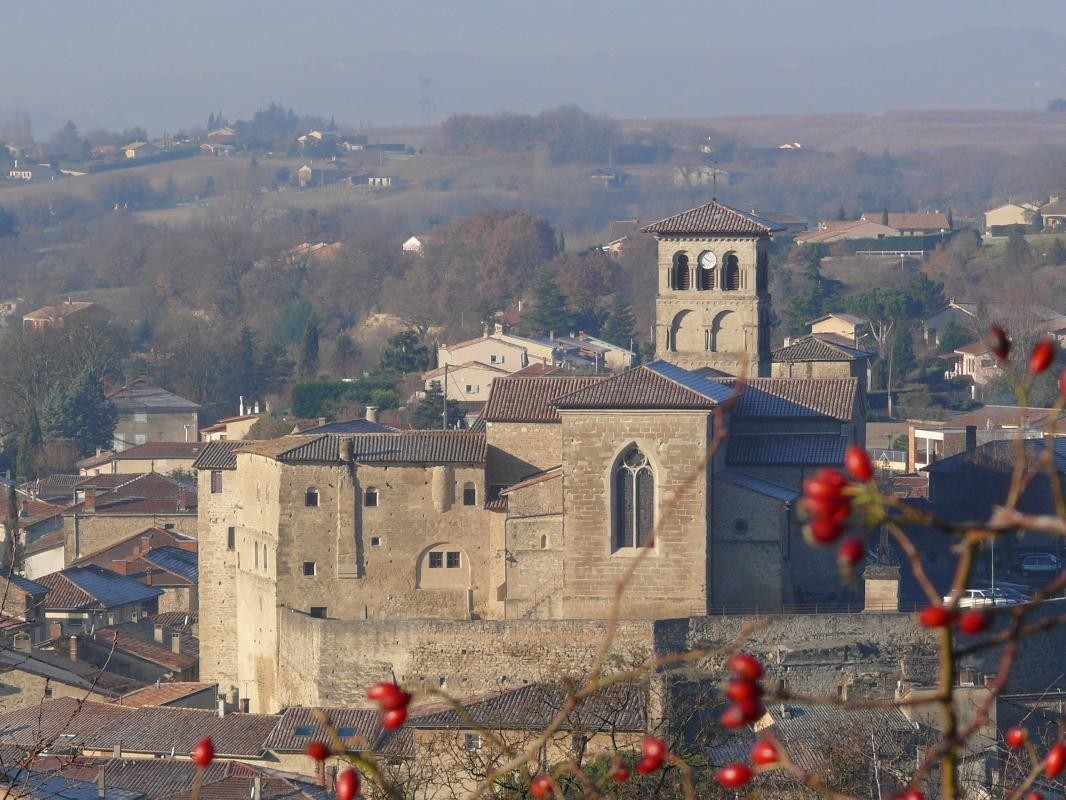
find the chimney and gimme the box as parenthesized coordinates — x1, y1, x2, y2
(253, 775, 262, 800)
(317, 417, 326, 427)
(112, 742, 121, 758)
(50, 622, 62, 641)
(217, 696, 227, 718)
(171, 632, 182, 654)
(69, 634, 79, 662)
(97, 766, 106, 798)
(240, 698, 250, 713)
(239, 395, 245, 416)
(19, 499, 28, 517)
(253, 401, 260, 414)
(140, 535, 152, 555)
(965, 425, 977, 457)
(365, 405, 379, 423)
(177, 488, 189, 513)
(83, 488, 96, 513)
(779, 704, 792, 719)
(154, 623, 165, 643)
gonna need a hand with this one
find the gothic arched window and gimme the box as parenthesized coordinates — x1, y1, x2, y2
(723, 253, 741, 291)
(671, 253, 690, 290)
(613, 446, 654, 550)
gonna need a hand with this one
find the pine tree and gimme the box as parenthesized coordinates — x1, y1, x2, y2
(891, 325, 917, 381)
(16, 408, 42, 482)
(410, 381, 463, 429)
(380, 331, 431, 375)
(601, 297, 637, 351)
(298, 315, 320, 378)
(836, 204, 847, 221)
(527, 277, 575, 337)
(2, 484, 20, 574)
(946, 207, 954, 229)
(207, 112, 217, 131)
(881, 208, 889, 226)
(556, 230, 566, 254)
(39, 370, 117, 456)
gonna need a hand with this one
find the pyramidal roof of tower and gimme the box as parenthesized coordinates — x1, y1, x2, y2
(641, 201, 786, 236)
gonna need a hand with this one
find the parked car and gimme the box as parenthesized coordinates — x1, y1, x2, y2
(983, 585, 1031, 604)
(943, 588, 1017, 608)
(1020, 554, 1062, 576)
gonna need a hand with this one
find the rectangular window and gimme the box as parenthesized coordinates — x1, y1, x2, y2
(210, 471, 223, 493)
(254, 544, 259, 568)
(464, 733, 483, 751)
(309, 607, 327, 619)
(163, 523, 175, 530)
(370, 537, 381, 546)
(465, 384, 479, 394)
(428, 552, 443, 569)
(227, 527, 235, 550)
(303, 561, 316, 576)
(446, 551, 461, 569)
(133, 412, 148, 423)
(462, 486, 477, 506)
(490, 354, 504, 364)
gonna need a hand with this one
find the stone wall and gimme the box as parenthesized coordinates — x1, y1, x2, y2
(503, 474, 564, 619)
(485, 421, 562, 488)
(65, 512, 197, 564)
(0, 668, 112, 713)
(710, 481, 788, 609)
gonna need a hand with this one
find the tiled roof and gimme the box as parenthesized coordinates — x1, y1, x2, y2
(76, 449, 116, 470)
(718, 377, 860, 421)
(423, 360, 509, 379)
(772, 336, 873, 362)
(3, 571, 49, 595)
(641, 201, 785, 235)
(500, 466, 563, 495)
(37, 565, 163, 611)
(948, 405, 1066, 430)
(861, 211, 950, 231)
(99, 619, 200, 663)
(53, 757, 234, 799)
(118, 682, 217, 708)
(0, 648, 119, 696)
(484, 376, 605, 422)
(554, 362, 732, 410)
(807, 312, 869, 327)
(140, 547, 198, 584)
(0, 697, 131, 749)
(152, 611, 198, 628)
(715, 469, 799, 504)
(264, 706, 382, 753)
(954, 340, 990, 356)
(106, 381, 200, 411)
(108, 442, 207, 460)
(66, 473, 197, 515)
(0, 766, 144, 799)
(169, 770, 329, 800)
(411, 683, 646, 732)
(18, 648, 142, 694)
(726, 433, 848, 466)
(72, 526, 194, 569)
(193, 440, 247, 470)
(24, 529, 65, 557)
(87, 707, 281, 757)
(0, 496, 67, 531)
(296, 418, 397, 434)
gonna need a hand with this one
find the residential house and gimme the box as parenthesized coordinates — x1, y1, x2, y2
(859, 211, 950, 235)
(771, 336, 874, 392)
(122, 141, 158, 159)
(83, 617, 199, 682)
(295, 161, 344, 188)
(588, 167, 625, 188)
(199, 142, 235, 156)
(797, 219, 901, 244)
(62, 472, 198, 566)
(750, 210, 809, 234)
(35, 564, 163, 636)
(116, 680, 217, 709)
(200, 413, 262, 442)
(438, 334, 529, 373)
(672, 164, 729, 187)
(423, 361, 509, 403)
(107, 380, 200, 451)
(286, 241, 342, 262)
(206, 126, 237, 144)
(0, 572, 49, 643)
(0, 494, 67, 579)
(806, 312, 872, 347)
(984, 202, 1040, 234)
(946, 340, 1000, 394)
(923, 300, 1066, 346)
(402, 234, 429, 255)
(76, 441, 207, 476)
(7, 161, 60, 181)
(367, 175, 393, 188)
(1041, 196, 1066, 231)
(553, 335, 637, 371)
(294, 411, 396, 435)
(0, 643, 125, 712)
(599, 219, 645, 255)
(22, 300, 112, 330)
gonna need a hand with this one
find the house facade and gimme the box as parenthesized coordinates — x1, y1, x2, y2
(107, 381, 200, 451)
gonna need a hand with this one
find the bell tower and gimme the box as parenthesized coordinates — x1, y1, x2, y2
(642, 201, 782, 377)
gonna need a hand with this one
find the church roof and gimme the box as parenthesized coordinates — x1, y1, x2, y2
(484, 376, 605, 423)
(641, 201, 785, 236)
(726, 433, 848, 465)
(554, 361, 734, 410)
(716, 377, 860, 421)
(772, 337, 874, 362)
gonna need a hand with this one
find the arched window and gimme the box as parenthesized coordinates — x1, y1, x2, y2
(671, 253, 690, 290)
(364, 487, 379, 507)
(698, 261, 715, 291)
(304, 488, 319, 507)
(723, 253, 741, 291)
(613, 446, 654, 550)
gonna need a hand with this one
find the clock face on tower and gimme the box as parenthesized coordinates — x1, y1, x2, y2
(699, 251, 717, 270)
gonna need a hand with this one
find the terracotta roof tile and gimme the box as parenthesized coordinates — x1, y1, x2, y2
(264, 706, 382, 753)
(500, 466, 563, 495)
(118, 682, 217, 708)
(641, 201, 785, 235)
(772, 337, 873, 362)
(107, 442, 207, 460)
(484, 376, 605, 422)
(0, 697, 132, 749)
(87, 706, 280, 757)
(37, 566, 163, 611)
(193, 440, 249, 470)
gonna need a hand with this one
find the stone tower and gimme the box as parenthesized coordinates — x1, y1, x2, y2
(643, 201, 783, 377)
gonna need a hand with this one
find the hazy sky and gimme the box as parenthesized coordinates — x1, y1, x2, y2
(5, 1, 1066, 135)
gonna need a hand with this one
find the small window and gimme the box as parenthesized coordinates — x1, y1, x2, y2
(133, 412, 148, 423)
(254, 544, 259, 568)
(733, 519, 749, 534)
(305, 488, 319, 507)
(309, 607, 327, 619)
(429, 552, 443, 569)
(490, 354, 505, 365)
(210, 471, 223, 493)
(163, 523, 175, 531)
(294, 725, 314, 737)
(465, 384, 480, 394)
(227, 527, 235, 550)
(464, 733, 483, 751)
(370, 537, 382, 546)
(364, 487, 378, 507)
(446, 551, 461, 569)
(303, 561, 317, 576)
(44, 687, 53, 699)
(263, 545, 268, 570)
(462, 483, 477, 506)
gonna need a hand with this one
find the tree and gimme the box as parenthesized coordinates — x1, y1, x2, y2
(1005, 227, 1033, 269)
(846, 288, 918, 417)
(333, 333, 360, 375)
(1, 484, 19, 574)
(409, 381, 464, 430)
(881, 208, 889, 225)
(39, 369, 117, 457)
(891, 324, 917, 382)
(904, 270, 945, 316)
(298, 314, 321, 379)
(601, 297, 638, 351)
(380, 331, 431, 375)
(782, 252, 844, 335)
(937, 319, 971, 354)
(526, 277, 575, 337)
(836, 204, 847, 221)
(1049, 238, 1066, 265)
(16, 408, 42, 482)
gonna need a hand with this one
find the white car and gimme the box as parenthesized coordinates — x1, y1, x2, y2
(943, 588, 1016, 608)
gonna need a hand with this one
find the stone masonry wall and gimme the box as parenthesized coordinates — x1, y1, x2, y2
(485, 421, 562, 488)
(65, 512, 197, 564)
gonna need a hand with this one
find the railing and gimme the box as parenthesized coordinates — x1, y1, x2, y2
(704, 601, 925, 616)
(853, 249, 926, 257)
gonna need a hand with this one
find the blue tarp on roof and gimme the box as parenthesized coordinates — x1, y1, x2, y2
(142, 547, 198, 584)
(63, 565, 162, 609)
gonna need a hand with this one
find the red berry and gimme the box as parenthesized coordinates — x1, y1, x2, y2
(988, 326, 1011, 360)
(838, 538, 865, 567)
(636, 756, 662, 774)
(530, 774, 554, 798)
(642, 736, 668, 761)
(191, 737, 214, 768)
(306, 740, 330, 761)
(1046, 741, 1066, 778)
(726, 678, 763, 703)
(716, 763, 752, 789)
(610, 763, 631, 783)
(808, 517, 845, 544)
(1026, 793, 1045, 800)
(958, 609, 991, 635)
(382, 707, 407, 730)
(367, 681, 402, 703)
(728, 653, 764, 681)
(1006, 726, 1028, 748)
(1029, 339, 1057, 374)
(719, 704, 746, 729)
(900, 790, 924, 800)
(335, 768, 360, 800)
(803, 470, 847, 502)
(918, 606, 953, 628)
(751, 738, 779, 765)
(845, 445, 874, 481)
(735, 698, 765, 723)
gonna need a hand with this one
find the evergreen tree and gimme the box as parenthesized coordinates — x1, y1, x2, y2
(2, 484, 20, 574)
(207, 112, 217, 131)
(891, 325, 918, 381)
(782, 253, 844, 335)
(600, 297, 637, 351)
(937, 319, 972, 354)
(946, 207, 954, 229)
(526, 277, 575, 337)
(410, 381, 464, 429)
(15, 409, 41, 482)
(380, 331, 431, 374)
(1005, 228, 1033, 269)
(1049, 238, 1066, 265)
(298, 314, 321, 378)
(881, 208, 889, 225)
(556, 230, 566, 254)
(39, 369, 117, 456)
(836, 204, 847, 221)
